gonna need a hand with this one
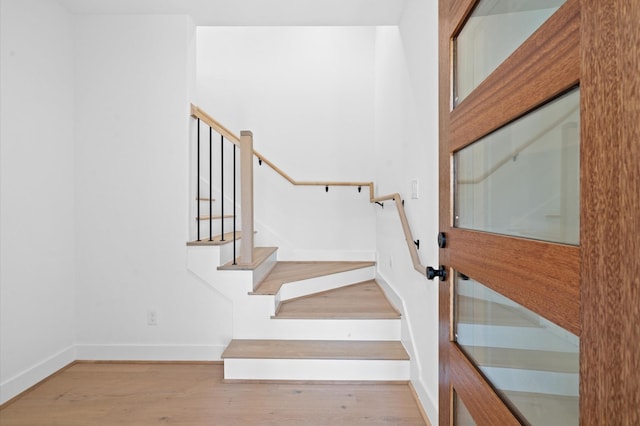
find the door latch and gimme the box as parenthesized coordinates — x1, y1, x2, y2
(437, 232, 447, 248)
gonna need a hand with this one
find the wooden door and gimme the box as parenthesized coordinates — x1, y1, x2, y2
(437, 0, 640, 424)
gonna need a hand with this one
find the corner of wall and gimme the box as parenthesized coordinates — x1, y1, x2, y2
(0, 345, 76, 405)
(375, 272, 438, 425)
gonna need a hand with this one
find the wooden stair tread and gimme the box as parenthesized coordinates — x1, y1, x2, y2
(197, 214, 234, 220)
(275, 280, 401, 319)
(462, 345, 579, 373)
(252, 261, 375, 295)
(222, 339, 409, 361)
(186, 231, 242, 246)
(196, 197, 215, 201)
(218, 247, 278, 271)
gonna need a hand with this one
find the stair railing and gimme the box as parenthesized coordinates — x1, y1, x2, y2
(190, 104, 426, 276)
(192, 105, 250, 264)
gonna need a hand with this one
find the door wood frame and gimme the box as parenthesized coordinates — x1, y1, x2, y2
(438, 0, 640, 424)
(580, 1, 640, 423)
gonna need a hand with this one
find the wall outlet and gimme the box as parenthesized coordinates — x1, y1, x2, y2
(147, 310, 158, 326)
(411, 179, 419, 199)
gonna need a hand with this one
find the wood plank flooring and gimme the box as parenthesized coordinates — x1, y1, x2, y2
(252, 261, 375, 295)
(222, 340, 409, 360)
(275, 280, 402, 319)
(0, 363, 427, 425)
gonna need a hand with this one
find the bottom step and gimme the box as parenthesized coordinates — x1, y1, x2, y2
(222, 340, 410, 381)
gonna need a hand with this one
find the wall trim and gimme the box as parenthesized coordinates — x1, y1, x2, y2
(410, 376, 438, 426)
(376, 272, 438, 425)
(0, 345, 76, 406)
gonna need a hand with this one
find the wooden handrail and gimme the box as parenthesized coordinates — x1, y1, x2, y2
(190, 104, 427, 277)
(191, 104, 241, 144)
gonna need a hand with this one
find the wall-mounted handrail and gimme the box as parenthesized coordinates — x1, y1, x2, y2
(191, 104, 374, 196)
(190, 103, 427, 276)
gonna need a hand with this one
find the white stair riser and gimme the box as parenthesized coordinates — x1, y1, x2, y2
(233, 318, 402, 341)
(219, 241, 239, 265)
(187, 241, 241, 268)
(187, 247, 253, 297)
(275, 266, 376, 304)
(224, 358, 410, 381)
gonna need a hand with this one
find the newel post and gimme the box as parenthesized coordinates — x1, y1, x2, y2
(239, 131, 254, 264)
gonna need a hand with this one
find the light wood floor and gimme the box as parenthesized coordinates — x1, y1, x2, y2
(0, 363, 427, 425)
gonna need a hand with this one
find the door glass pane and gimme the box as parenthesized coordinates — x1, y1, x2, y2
(454, 390, 477, 426)
(454, 88, 580, 245)
(454, 0, 566, 106)
(454, 272, 579, 425)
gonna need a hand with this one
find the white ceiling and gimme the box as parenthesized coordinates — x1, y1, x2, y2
(57, 0, 408, 26)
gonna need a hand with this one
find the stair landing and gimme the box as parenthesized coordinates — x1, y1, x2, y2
(253, 261, 375, 295)
(274, 280, 401, 319)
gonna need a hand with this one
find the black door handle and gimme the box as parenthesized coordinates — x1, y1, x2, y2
(426, 265, 447, 281)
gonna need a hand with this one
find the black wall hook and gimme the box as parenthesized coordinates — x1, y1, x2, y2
(375, 201, 384, 208)
(358, 186, 362, 193)
(413, 239, 420, 249)
(325, 186, 329, 192)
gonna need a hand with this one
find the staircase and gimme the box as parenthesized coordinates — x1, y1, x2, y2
(187, 104, 420, 383)
(188, 238, 410, 382)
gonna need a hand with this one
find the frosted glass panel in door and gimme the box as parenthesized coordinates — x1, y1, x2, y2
(454, 89, 580, 245)
(454, 0, 566, 106)
(455, 274, 579, 425)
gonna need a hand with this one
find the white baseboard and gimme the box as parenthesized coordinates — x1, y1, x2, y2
(376, 272, 438, 425)
(0, 345, 75, 405)
(410, 377, 438, 426)
(75, 344, 227, 362)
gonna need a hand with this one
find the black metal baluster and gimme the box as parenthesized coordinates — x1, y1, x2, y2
(196, 118, 201, 242)
(209, 127, 213, 241)
(233, 144, 237, 265)
(220, 135, 225, 241)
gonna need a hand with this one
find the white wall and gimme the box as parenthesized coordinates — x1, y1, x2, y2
(373, 0, 440, 422)
(0, 2, 441, 417)
(73, 15, 233, 360)
(196, 27, 377, 260)
(0, 0, 77, 404)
